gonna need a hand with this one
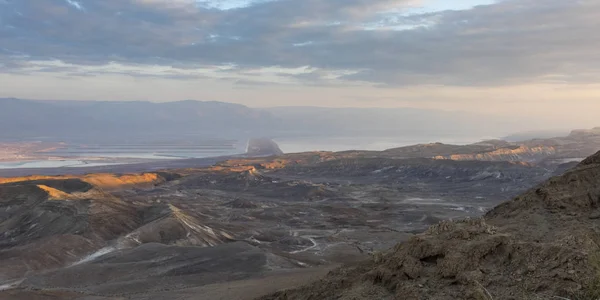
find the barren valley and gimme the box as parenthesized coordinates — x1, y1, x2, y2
(0, 129, 600, 299)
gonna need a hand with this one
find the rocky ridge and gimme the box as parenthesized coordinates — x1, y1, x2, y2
(381, 129, 600, 165)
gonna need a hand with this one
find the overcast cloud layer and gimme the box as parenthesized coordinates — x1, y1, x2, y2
(1, 0, 598, 85)
(0, 0, 599, 129)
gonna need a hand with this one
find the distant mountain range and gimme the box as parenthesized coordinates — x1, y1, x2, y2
(0, 98, 277, 141)
(0, 98, 549, 143)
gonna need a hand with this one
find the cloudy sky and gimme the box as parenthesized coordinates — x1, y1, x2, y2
(0, 0, 599, 127)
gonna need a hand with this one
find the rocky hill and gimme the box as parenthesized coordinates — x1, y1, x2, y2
(246, 138, 284, 156)
(380, 129, 600, 166)
(260, 150, 600, 299)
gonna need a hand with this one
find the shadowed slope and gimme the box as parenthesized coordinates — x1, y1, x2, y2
(0, 174, 216, 282)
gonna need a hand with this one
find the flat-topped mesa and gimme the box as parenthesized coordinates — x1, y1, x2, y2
(433, 145, 557, 162)
(569, 127, 600, 137)
(246, 138, 284, 157)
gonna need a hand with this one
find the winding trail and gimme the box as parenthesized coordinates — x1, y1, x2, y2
(290, 237, 318, 254)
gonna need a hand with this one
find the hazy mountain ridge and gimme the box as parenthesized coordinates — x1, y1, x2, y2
(0, 98, 533, 142)
(0, 98, 279, 140)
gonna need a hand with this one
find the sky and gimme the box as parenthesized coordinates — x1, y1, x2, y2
(0, 0, 599, 128)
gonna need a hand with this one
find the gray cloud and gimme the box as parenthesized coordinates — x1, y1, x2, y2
(0, 0, 598, 86)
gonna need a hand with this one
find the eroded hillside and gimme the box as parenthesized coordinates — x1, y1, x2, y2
(0, 149, 591, 299)
(260, 150, 600, 300)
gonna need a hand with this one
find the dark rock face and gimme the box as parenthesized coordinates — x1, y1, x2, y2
(0, 179, 92, 193)
(246, 138, 284, 157)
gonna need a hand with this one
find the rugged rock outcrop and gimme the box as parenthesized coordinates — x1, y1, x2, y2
(246, 138, 284, 157)
(260, 150, 600, 300)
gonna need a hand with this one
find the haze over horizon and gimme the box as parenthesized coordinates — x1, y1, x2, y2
(1, 0, 599, 129)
